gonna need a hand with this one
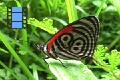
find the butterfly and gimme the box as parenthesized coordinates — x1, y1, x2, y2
(36, 16, 100, 60)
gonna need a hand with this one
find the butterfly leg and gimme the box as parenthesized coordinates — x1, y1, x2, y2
(55, 59, 66, 68)
(44, 57, 66, 67)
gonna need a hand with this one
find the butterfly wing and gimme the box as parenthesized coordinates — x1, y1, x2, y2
(37, 16, 100, 60)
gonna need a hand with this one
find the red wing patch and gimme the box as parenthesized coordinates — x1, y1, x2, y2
(47, 25, 73, 53)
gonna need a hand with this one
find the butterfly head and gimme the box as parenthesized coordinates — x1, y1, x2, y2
(36, 44, 44, 51)
(36, 44, 56, 58)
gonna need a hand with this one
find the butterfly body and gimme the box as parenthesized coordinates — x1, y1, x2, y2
(37, 16, 100, 60)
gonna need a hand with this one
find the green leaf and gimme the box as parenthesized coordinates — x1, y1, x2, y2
(108, 50, 120, 69)
(0, 32, 35, 80)
(14, 0, 21, 7)
(65, 0, 78, 22)
(45, 58, 98, 80)
(28, 18, 57, 34)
